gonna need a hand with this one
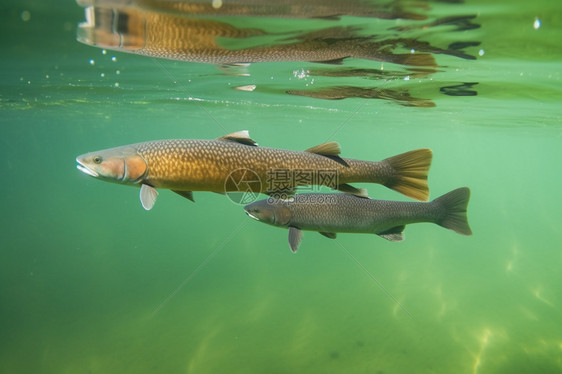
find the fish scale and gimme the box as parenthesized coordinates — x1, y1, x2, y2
(287, 194, 440, 233)
(134, 138, 392, 192)
(77, 6, 437, 66)
(76, 131, 432, 210)
(244, 189, 472, 252)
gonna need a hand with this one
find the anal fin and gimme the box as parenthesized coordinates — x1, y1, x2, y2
(377, 226, 405, 242)
(336, 184, 369, 198)
(319, 232, 337, 239)
(172, 190, 195, 202)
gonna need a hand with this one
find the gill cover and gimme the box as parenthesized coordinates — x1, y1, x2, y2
(244, 199, 292, 227)
(76, 146, 147, 184)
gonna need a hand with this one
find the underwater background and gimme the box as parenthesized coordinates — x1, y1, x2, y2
(1, 0, 561, 373)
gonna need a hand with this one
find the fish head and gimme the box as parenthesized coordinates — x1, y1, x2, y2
(76, 145, 147, 185)
(77, 6, 144, 52)
(244, 199, 292, 227)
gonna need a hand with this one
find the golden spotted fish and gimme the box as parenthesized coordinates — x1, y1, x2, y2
(77, 0, 427, 21)
(245, 188, 472, 252)
(76, 131, 432, 210)
(77, 6, 437, 66)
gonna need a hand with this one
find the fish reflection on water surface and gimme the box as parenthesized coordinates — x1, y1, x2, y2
(77, 0, 430, 21)
(77, 7, 437, 65)
(287, 86, 436, 107)
(76, 0, 481, 104)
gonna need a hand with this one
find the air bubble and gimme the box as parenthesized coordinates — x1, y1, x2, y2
(21, 10, 31, 22)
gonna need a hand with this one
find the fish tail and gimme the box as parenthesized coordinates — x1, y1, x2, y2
(382, 149, 432, 201)
(433, 187, 472, 236)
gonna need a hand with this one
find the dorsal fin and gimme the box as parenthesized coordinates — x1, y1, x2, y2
(304, 142, 341, 156)
(217, 130, 258, 146)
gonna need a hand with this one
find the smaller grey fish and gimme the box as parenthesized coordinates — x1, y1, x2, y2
(244, 188, 471, 252)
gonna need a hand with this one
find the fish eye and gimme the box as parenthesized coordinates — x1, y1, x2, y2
(93, 156, 102, 164)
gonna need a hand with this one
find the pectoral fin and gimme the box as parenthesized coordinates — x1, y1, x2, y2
(288, 227, 303, 253)
(336, 184, 369, 198)
(217, 130, 258, 146)
(319, 232, 337, 239)
(140, 184, 158, 210)
(377, 226, 405, 242)
(172, 190, 195, 202)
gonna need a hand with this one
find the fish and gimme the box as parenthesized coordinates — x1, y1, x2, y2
(77, 0, 427, 21)
(440, 82, 478, 97)
(306, 67, 437, 80)
(244, 188, 472, 252)
(391, 15, 480, 32)
(76, 130, 433, 210)
(286, 86, 435, 107)
(77, 6, 437, 66)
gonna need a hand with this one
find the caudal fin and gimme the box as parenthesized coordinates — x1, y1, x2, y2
(383, 149, 433, 201)
(433, 187, 472, 236)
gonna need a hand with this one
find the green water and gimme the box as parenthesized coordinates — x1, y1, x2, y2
(1, 0, 561, 373)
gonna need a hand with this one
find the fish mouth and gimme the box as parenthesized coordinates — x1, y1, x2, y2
(244, 210, 260, 221)
(76, 158, 99, 178)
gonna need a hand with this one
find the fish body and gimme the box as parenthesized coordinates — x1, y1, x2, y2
(77, 0, 427, 21)
(244, 188, 471, 252)
(286, 86, 435, 107)
(77, 6, 436, 66)
(76, 131, 432, 210)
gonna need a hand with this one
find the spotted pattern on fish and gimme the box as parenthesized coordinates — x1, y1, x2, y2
(78, 7, 437, 66)
(281, 193, 443, 233)
(244, 188, 471, 252)
(134, 139, 394, 192)
(76, 132, 432, 202)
